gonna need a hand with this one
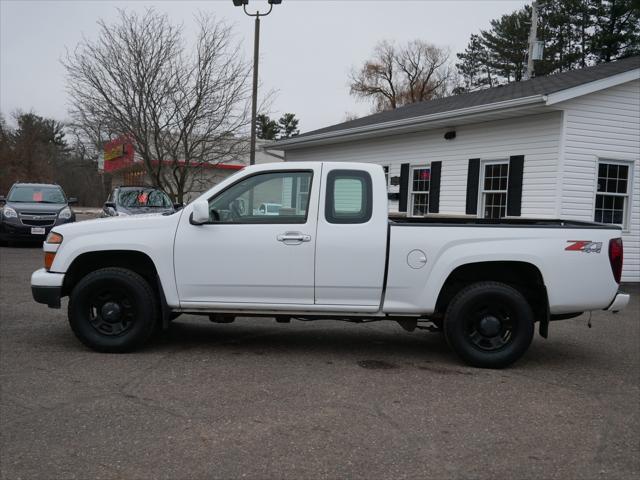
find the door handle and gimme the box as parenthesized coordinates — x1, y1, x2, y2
(277, 232, 311, 244)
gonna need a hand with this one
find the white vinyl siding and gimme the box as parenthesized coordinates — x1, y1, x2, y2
(286, 111, 562, 218)
(558, 79, 640, 282)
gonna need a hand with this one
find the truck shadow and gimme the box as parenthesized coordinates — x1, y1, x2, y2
(152, 316, 455, 362)
(143, 316, 601, 372)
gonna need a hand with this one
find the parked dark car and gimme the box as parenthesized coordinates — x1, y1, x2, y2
(0, 183, 77, 244)
(102, 186, 178, 217)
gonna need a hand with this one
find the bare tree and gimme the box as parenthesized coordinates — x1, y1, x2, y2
(350, 40, 451, 112)
(63, 9, 251, 202)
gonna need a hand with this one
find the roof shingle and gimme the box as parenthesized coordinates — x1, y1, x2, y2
(293, 56, 640, 139)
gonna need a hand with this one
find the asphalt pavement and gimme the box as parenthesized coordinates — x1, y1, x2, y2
(1, 241, 638, 479)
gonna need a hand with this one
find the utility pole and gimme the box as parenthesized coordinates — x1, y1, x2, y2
(525, 1, 539, 80)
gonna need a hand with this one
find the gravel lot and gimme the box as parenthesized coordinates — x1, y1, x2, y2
(1, 239, 638, 479)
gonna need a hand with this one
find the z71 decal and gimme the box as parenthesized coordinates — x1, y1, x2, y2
(565, 240, 603, 253)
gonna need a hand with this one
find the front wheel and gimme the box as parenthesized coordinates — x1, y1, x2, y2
(68, 267, 158, 352)
(443, 281, 534, 369)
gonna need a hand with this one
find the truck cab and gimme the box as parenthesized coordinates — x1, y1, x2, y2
(178, 163, 387, 310)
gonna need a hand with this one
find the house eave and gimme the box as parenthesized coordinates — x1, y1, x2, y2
(270, 94, 547, 151)
(545, 68, 639, 105)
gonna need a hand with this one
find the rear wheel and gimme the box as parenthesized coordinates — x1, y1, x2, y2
(68, 267, 158, 352)
(443, 281, 534, 368)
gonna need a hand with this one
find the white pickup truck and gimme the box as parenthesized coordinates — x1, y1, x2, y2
(31, 162, 629, 368)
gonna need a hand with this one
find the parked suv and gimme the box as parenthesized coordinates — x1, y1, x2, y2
(0, 183, 76, 244)
(102, 186, 177, 217)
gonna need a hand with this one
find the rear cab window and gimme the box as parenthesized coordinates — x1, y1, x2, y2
(325, 170, 372, 224)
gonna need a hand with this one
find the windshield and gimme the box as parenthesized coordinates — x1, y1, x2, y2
(8, 186, 66, 203)
(118, 188, 172, 208)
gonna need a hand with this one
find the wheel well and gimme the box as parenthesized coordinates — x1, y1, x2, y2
(435, 261, 549, 321)
(62, 250, 160, 297)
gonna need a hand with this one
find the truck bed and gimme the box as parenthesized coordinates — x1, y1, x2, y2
(389, 216, 621, 230)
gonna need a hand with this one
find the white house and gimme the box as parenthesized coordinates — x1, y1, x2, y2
(272, 57, 640, 282)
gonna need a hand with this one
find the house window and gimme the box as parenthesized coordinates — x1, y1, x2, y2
(383, 166, 389, 190)
(409, 166, 430, 216)
(481, 162, 509, 219)
(595, 162, 630, 227)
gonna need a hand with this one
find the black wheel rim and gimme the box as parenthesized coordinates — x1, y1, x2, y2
(88, 287, 136, 336)
(465, 302, 515, 352)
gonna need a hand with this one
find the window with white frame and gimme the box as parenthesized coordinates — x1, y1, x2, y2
(481, 162, 509, 219)
(409, 166, 430, 216)
(595, 161, 630, 227)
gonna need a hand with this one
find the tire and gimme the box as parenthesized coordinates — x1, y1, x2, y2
(443, 281, 534, 369)
(68, 267, 158, 353)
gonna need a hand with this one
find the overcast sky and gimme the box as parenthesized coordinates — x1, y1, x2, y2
(1, 0, 528, 132)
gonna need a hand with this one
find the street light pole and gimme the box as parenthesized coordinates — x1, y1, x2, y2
(233, 1, 280, 165)
(250, 14, 260, 166)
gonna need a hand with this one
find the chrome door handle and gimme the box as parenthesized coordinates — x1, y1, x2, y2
(277, 232, 311, 244)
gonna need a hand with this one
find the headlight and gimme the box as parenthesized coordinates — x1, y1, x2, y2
(58, 206, 72, 220)
(46, 231, 63, 244)
(2, 206, 17, 218)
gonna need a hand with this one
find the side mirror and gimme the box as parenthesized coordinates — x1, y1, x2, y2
(0, 195, 5, 204)
(190, 200, 210, 225)
(173, 203, 184, 210)
(103, 201, 116, 216)
(68, 197, 78, 205)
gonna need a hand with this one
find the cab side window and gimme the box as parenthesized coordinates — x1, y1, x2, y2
(325, 170, 372, 224)
(208, 171, 313, 224)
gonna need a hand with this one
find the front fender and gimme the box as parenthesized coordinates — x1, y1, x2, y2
(49, 213, 183, 307)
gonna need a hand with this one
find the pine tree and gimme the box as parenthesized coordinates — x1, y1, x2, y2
(480, 7, 531, 83)
(277, 113, 300, 139)
(537, 0, 582, 74)
(591, 0, 640, 62)
(455, 0, 640, 93)
(455, 34, 495, 91)
(256, 114, 280, 140)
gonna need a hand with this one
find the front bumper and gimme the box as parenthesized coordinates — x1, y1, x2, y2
(31, 268, 65, 308)
(0, 222, 53, 242)
(1, 217, 75, 242)
(606, 292, 630, 312)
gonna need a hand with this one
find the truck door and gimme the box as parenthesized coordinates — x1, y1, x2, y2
(314, 164, 388, 306)
(174, 166, 320, 306)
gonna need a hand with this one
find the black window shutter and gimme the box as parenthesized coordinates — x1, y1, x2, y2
(507, 155, 524, 217)
(465, 158, 480, 215)
(428, 161, 442, 213)
(399, 163, 410, 212)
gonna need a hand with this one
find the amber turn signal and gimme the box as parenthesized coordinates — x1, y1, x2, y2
(46, 232, 63, 244)
(44, 252, 56, 270)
